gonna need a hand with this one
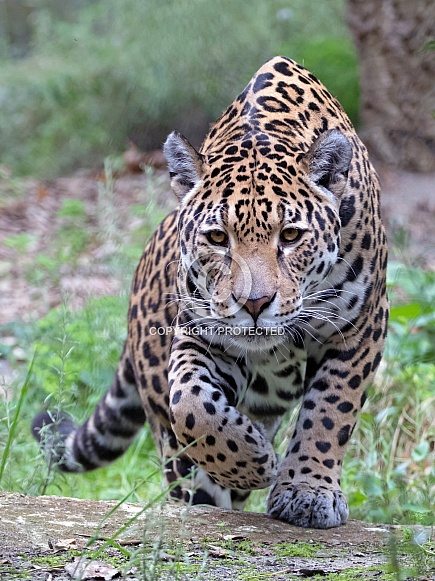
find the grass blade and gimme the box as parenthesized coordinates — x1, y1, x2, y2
(0, 352, 36, 484)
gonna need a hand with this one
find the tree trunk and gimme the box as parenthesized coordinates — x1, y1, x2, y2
(347, 0, 435, 172)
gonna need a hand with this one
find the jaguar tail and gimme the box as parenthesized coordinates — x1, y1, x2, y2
(31, 345, 145, 472)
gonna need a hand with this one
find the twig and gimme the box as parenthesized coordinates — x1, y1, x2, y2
(77, 533, 142, 546)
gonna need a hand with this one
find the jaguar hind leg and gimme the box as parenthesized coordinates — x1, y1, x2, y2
(167, 456, 251, 510)
(230, 489, 252, 510)
(161, 429, 233, 508)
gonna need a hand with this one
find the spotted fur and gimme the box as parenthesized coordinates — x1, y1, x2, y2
(32, 57, 388, 528)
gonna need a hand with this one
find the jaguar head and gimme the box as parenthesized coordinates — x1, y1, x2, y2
(164, 129, 352, 351)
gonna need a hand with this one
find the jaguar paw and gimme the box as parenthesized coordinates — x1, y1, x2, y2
(267, 481, 348, 529)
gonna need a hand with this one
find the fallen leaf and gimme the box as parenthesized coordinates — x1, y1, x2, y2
(123, 145, 167, 172)
(65, 558, 120, 580)
(207, 545, 235, 559)
(36, 184, 49, 201)
(54, 538, 79, 550)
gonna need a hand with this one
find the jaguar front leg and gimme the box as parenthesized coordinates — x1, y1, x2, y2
(267, 325, 386, 529)
(168, 336, 278, 490)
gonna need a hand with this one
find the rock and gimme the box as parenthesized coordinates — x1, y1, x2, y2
(1, 492, 431, 580)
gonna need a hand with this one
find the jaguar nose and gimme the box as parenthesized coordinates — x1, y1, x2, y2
(241, 294, 275, 322)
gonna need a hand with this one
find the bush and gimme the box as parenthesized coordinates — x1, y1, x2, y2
(343, 262, 435, 525)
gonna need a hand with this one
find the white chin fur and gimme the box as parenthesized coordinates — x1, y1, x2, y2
(227, 331, 288, 353)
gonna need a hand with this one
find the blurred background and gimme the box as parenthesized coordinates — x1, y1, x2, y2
(0, 0, 362, 177)
(0, 0, 434, 549)
(0, 0, 433, 177)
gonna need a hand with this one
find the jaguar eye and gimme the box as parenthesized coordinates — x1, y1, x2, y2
(206, 230, 228, 246)
(280, 228, 303, 244)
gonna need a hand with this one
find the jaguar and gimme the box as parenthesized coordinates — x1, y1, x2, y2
(33, 56, 389, 529)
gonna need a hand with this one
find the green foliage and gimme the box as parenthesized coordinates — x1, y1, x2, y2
(32, 297, 127, 411)
(0, 160, 166, 499)
(386, 262, 435, 365)
(344, 262, 435, 528)
(3, 232, 37, 254)
(55, 199, 92, 263)
(0, 296, 161, 499)
(0, 0, 356, 177)
(0, 354, 35, 485)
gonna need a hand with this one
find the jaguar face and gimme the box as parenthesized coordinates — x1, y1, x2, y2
(166, 129, 352, 352)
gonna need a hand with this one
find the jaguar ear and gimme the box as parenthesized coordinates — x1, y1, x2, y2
(163, 131, 204, 202)
(306, 129, 352, 199)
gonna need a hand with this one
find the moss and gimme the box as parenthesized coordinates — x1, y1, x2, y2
(72, 548, 128, 565)
(30, 548, 129, 570)
(0, 564, 19, 577)
(158, 560, 205, 578)
(273, 541, 323, 558)
(236, 540, 259, 556)
(236, 567, 271, 581)
(30, 554, 68, 567)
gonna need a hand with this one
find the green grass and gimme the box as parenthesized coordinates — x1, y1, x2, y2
(0, 0, 357, 178)
(0, 162, 167, 501)
(343, 261, 435, 526)
(0, 353, 34, 485)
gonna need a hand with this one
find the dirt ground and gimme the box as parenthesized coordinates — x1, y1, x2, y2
(0, 167, 175, 328)
(376, 162, 435, 268)
(0, 160, 434, 329)
(2, 491, 430, 580)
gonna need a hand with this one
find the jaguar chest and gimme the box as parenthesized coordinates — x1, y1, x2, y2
(235, 346, 307, 432)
